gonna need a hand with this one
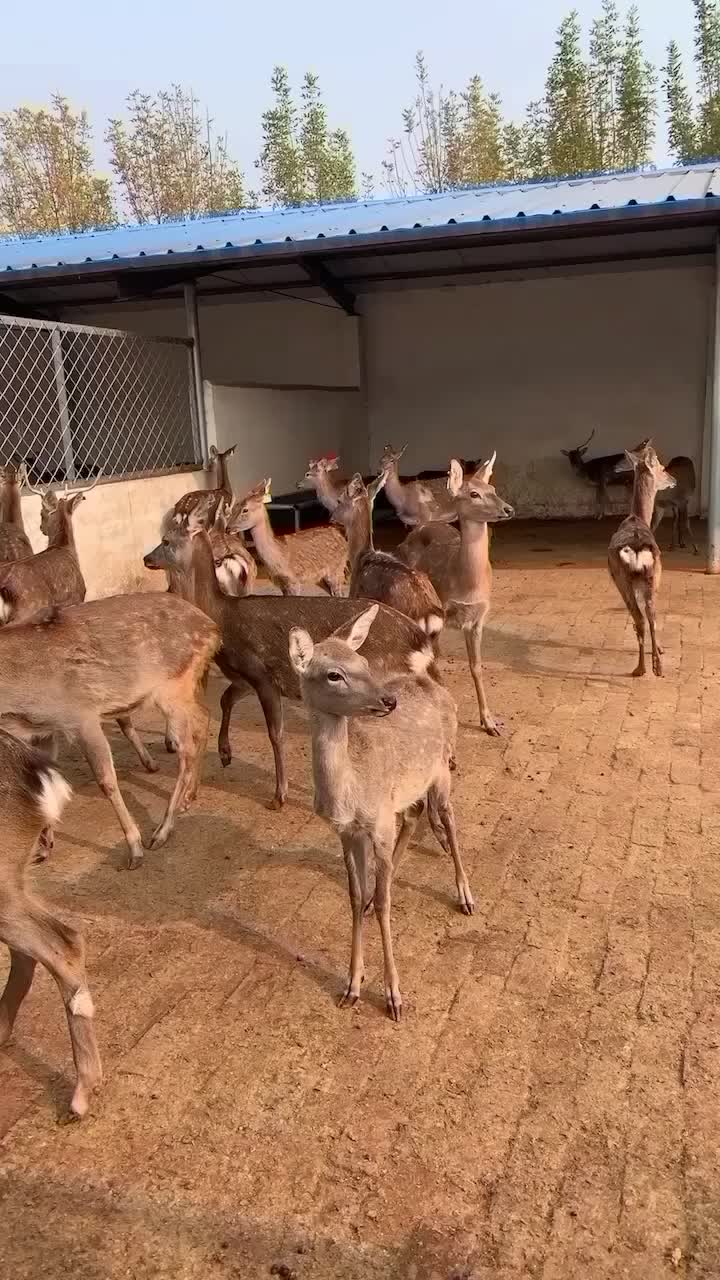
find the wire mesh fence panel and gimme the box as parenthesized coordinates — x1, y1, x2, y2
(0, 315, 199, 484)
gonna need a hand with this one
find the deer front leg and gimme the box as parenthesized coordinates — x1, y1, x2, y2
(338, 830, 369, 1008)
(374, 830, 402, 1021)
(116, 715, 159, 774)
(596, 478, 606, 519)
(464, 612, 499, 736)
(76, 720, 145, 868)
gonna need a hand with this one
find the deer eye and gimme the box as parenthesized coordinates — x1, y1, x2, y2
(470, 490, 481, 499)
(327, 671, 344, 683)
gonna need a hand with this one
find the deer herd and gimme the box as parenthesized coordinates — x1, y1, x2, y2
(0, 431, 695, 1118)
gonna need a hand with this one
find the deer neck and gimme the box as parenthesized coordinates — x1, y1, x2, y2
(316, 473, 338, 509)
(0, 481, 22, 529)
(216, 455, 231, 495)
(454, 516, 491, 597)
(346, 500, 373, 568)
(309, 709, 354, 823)
(187, 535, 225, 622)
(382, 464, 404, 509)
(48, 507, 74, 552)
(630, 469, 656, 525)
(250, 507, 292, 579)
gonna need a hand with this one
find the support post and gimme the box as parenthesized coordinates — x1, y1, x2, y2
(184, 280, 208, 464)
(51, 328, 75, 482)
(708, 237, 720, 571)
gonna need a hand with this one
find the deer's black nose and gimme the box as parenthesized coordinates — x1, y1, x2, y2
(381, 694, 397, 712)
(502, 503, 514, 518)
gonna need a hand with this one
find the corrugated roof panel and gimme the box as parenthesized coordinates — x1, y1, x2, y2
(0, 164, 718, 277)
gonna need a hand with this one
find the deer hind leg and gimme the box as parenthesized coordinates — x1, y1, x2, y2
(596, 479, 606, 519)
(682, 504, 699, 555)
(0, 902, 101, 1118)
(391, 799, 425, 877)
(464, 611, 499, 736)
(76, 720, 145, 869)
(218, 681, 248, 768)
(643, 587, 663, 677)
(426, 779, 474, 915)
(338, 830, 370, 1008)
(150, 679, 210, 850)
(115, 715, 159, 774)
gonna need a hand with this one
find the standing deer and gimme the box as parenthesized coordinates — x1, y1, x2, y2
(0, 463, 32, 562)
(207, 501, 258, 596)
(333, 473, 444, 636)
(144, 515, 439, 808)
(228, 479, 348, 596)
(561, 429, 632, 517)
(289, 603, 473, 1020)
(397, 452, 514, 735)
(608, 440, 676, 677)
(0, 730, 102, 1118)
(300, 455, 347, 513)
(377, 443, 457, 527)
(172, 443, 236, 524)
(652, 455, 698, 554)
(0, 595, 219, 867)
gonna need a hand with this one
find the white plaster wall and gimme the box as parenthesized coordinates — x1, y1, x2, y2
(75, 296, 360, 387)
(208, 383, 364, 495)
(362, 264, 713, 517)
(19, 469, 205, 599)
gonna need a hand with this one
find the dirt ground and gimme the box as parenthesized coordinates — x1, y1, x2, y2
(1, 519, 719, 1279)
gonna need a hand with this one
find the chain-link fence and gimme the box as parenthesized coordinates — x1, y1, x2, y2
(0, 314, 201, 484)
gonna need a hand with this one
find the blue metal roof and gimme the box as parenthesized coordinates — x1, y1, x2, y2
(1, 164, 719, 280)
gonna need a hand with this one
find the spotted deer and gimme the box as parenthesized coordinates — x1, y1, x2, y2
(377, 443, 458, 527)
(300, 455, 347, 513)
(608, 440, 676, 677)
(0, 463, 32, 561)
(171, 443, 237, 525)
(207, 501, 258, 596)
(228, 479, 348, 595)
(397, 452, 514, 735)
(289, 603, 473, 1021)
(333, 472, 444, 636)
(144, 514, 439, 808)
(0, 595, 219, 867)
(0, 730, 102, 1117)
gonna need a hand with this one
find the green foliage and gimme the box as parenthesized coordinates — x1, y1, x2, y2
(663, 1, 720, 163)
(616, 6, 656, 168)
(664, 40, 697, 162)
(107, 85, 247, 223)
(258, 67, 357, 206)
(0, 94, 113, 236)
(543, 11, 595, 177)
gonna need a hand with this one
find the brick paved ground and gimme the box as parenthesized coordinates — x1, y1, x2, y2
(1, 529, 719, 1279)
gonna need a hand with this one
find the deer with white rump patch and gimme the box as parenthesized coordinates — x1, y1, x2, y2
(397, 452, 514, 735)
(289, 603, 473, 1020)
(0, 730, 102, 1118)
(608, 439, 675, 677)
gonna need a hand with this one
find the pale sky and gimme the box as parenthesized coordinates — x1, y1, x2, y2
(0, 0, 698, 194)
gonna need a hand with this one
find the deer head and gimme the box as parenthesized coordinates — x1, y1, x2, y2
(446, 452, 514, 524)
(378, 443, 407, 472)
(615, 439, 676, 491)
(226, 479, 272, 533)
(561, 429, 595, 468)
(22, 466, 100, 539)
(144, 510, 203, 574)
(289, 604, 397, 718)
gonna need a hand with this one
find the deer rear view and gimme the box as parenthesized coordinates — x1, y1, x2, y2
(0, 729, 102, 1118)
(608, 440, 675, 677)
(290, 604, 473, 1021)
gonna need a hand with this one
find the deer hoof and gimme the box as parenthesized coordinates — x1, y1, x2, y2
(267, 794, 286, 812)
(164, 738, 177, 755)
(631, 665, 645, 678)
(127, 847, 145, 870)
(338, 983, 362, 1009)
(458, 888, 475, 915)
(143, 758, 160, 775)
(385, 989, 403, 1022)
(482, 719, 501, 737)
(219, 748, 232, 768)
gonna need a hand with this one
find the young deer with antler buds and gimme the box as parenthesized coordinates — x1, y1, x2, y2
(300, 455, 347, 513)
(608, 439, 676, 677)
(172, 443, 237, 525)
(398, 452, 514, 735)
(290, 603, 473, 1020)
(229, 479, 348, 596)
(377, 443, 458, 527)
(0, 730, 102, 1118)
(0, 463, 32, 562)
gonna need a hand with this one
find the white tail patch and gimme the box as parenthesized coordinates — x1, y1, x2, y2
(619, 547, 654, 572)
(0, 595, 12, 624)
(37, 768, 72, 826)
(407, 644, 433, 676)
(215, 557, 246, 597)
(69, 987, 95, 1019)
(425, 613, 444, 636)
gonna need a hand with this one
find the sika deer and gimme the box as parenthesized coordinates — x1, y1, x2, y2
(289, 604, 473, 1020)
(377, 443, 457, 527)
(172, 443, 236, 525)
(0, 730, 102, 1117)
(561, 429, 631, 517)
(333, 473, 444, 636)
(229, 479, 348, 595)
(208, 501, 258, 596)
(301, 455, 346, 513)
(654, 455, 698, 554)
(0, 463, 32, 561)
(608, 440, 675, 678)
(0, 595, 219, 867)
(397, 453, 514, 735)
(144, 515, 439, 808)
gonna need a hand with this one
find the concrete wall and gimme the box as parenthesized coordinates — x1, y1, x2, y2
(361, 263, 713, 517)
(75, 295, 359, 387)
(208, 382, 364, 496)
(19, 468, 204, 600)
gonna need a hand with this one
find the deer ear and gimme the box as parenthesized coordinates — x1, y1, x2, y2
(66, 492, 86, 514)
(624, 449, 639, 468)
(347, 473, 366, 499)
(346, 603, 379, 651)
(368, 471, 387, 503)
(447, 459, 464, 496)
(326, 456, 339, 472)
(475, 449, 496, 483)
(208, 445, 218, 460)
(289, 627, 314, 674)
